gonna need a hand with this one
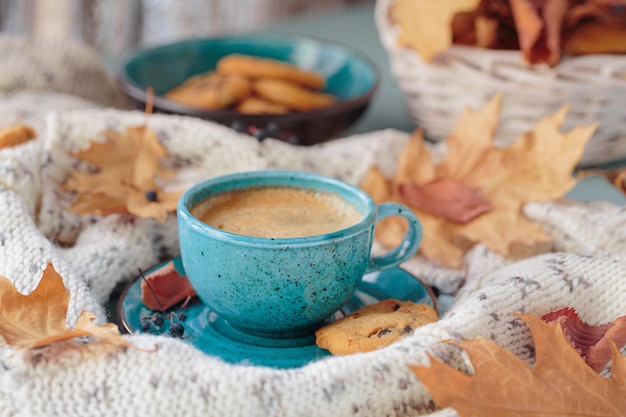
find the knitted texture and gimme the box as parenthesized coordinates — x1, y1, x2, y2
(0, 105, 625, 417)
(0, 38, 625, 417)
(0, 37, 125, 108)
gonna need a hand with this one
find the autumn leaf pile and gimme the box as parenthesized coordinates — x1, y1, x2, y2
(393, 0, 626, 65)
(62, 125, 183, 222)
(360, 94, 597, 268)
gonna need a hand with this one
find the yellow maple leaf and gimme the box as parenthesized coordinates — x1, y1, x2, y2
(394, 0, 482, 62)
(410, 313, 626, 416)
(361, 94, 596, 268)
(62, 125, 183, 222)
(0, 263, 132, 350)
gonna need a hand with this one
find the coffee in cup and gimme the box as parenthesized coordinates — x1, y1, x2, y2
(190, 186, 364, 238)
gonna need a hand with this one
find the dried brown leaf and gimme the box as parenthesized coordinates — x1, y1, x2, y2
(62, 125, 183, 222)
(411, 313, 626, 416)
(0, 125, 36, 150)
(395, 0, 482, 61)
(510, 0, 544, 60)
(474, 15, 500, 48)
(563, 21, 626, 55)
(510, 0, 569, 66)
(0, 263, 132, 350)
(566, 1, 626, 28)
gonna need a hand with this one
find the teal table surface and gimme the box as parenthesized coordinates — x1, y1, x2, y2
(258, 4, 413, 138)
(256, 4, 626, 205)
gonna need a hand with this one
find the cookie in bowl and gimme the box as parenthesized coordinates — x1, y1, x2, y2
(118, 34, 379, 146)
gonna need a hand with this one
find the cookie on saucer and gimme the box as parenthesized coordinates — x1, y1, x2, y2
(315, 299, 438, 355)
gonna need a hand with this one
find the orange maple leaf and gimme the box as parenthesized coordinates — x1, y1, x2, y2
(361, 94, 596, 268)
(410, 313, 626, 416)
(62, 125, 183, 222)
(0, 263, 132, 350)
(140, 260, 196, 312)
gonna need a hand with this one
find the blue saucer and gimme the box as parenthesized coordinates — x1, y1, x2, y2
(118, 257, 436, 369)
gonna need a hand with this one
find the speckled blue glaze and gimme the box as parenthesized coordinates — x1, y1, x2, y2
(177, 170, 422, 337)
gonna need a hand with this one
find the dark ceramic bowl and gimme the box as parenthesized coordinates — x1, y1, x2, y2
(118, 34, 379, 146)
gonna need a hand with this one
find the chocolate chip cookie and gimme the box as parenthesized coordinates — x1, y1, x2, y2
(315, 299, 438, 355)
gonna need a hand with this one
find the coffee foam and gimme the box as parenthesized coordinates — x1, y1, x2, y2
(191, 186, 363, 238)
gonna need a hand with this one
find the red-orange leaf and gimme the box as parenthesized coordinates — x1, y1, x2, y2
(141, 261, 196, 311)
(542, 307, 626, 373)
(410, 313, 626, 416)
(397, 178, 491, 224)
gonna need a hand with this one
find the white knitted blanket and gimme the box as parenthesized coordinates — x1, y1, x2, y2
(0, 37, 625, 417)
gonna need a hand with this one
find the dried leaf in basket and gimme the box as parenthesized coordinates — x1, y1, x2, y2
(578, 167, 626, 197)
(510, 0, 569, 66)
(392, 0, 626, 65)
(542, 307, 626, 373)
(0, 263, 133, 350)
(62, 125, 183, 222)
(394, 0, 481, 61)
(563, 21, 626, 55)
(360, 94, 596, 268)
(0, 124, 36, 150)
(566, 0, 626, 28)
(410, 313, 626, 416)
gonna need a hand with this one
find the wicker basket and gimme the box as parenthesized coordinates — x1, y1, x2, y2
(375, 0, 626, 166)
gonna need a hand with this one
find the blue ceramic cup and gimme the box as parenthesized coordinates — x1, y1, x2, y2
(177, 170, 422, 338)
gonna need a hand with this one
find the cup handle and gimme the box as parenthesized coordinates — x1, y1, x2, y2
(365, 202, 423, 273)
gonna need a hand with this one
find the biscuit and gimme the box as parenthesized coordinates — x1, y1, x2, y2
(253, 78, 336, 112)
(236, 96, 290, 115)
(164, 71, 252, 110)
(315, 299, 438, 355)
(217, 54, 325, 90)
